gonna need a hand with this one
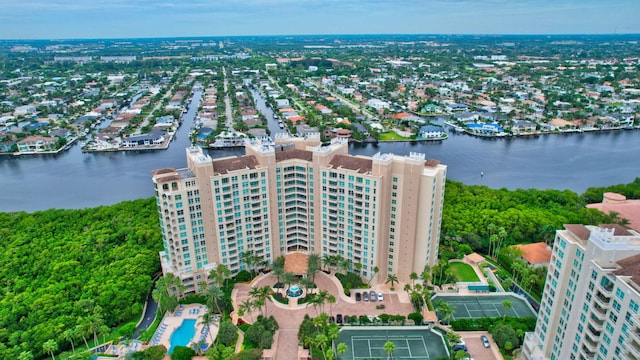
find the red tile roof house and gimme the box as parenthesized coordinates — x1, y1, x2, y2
(513, 242, 552, 268)
(17, 136, 57, 153)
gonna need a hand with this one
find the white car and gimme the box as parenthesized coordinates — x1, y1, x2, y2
(377, 292, 383, 301)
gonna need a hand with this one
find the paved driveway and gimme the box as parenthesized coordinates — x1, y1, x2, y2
(233, 272, 414, 360)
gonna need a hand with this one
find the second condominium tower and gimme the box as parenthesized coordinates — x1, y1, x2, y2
(152, 135, 447, 293)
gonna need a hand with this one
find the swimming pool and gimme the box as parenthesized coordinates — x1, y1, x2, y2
(168, 319, 196, 354)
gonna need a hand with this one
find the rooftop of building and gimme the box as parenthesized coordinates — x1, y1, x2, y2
(587, 192, 640, 233)
(212, 155, 259, 175)
(513, 242, 552, 265)
(284, 252, 309, 275)
(613, 253, 640, 288)
(275, 148, 313, 162)
(328, 154, 373, 174)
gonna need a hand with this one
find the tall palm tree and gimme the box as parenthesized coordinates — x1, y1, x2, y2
(238, 299, 256, 322)
(385, 273, 399, 288)
(336, 343, 348, 360)
(207, 284, 224, 314)
(42, 339, 58, 360)
(383, 341, 396, 360)
(249, 286, 273, 316)
(502, 300, 513, 320)
(200, 312, 216, 343)
(307, 253, 321, 282)
(62, 328, 75, 353)
(421, 265, 432, 285)
(300, 276, 315, 296)
(368, 266, 379, 285)
(75, 323, 90, 349)
(434, 300, 456, 325)
(409, 272, 418, 287)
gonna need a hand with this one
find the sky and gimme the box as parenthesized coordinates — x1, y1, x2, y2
(1, 0, 639, 40)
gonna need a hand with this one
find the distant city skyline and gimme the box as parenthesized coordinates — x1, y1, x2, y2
(1, 0, 639, 40)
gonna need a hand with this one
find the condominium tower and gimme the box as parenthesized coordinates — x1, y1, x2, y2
(522, 224, 640, 360)
(151, 135, 447, 293)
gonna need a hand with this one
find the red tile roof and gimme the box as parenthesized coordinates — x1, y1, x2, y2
(514, 242, 552, 265)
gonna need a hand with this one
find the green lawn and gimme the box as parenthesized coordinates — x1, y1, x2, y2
(448, 262, 480, 282)
(379, 130, 411, 141)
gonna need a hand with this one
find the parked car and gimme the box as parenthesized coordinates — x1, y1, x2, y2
(336, 314, 343, 324)
(453, 344, 468, 352)
(370, 290, 377, 301)
(355, 292, 361, 301)
(363, 292, 369, 301)
(481, 335, 490, 348)
(377, 292, 383, 301)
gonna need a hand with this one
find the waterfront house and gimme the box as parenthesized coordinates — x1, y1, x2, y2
(418, 125, 446, 139)
(17, 136, 57, 152)
(121, 130, 165, 147)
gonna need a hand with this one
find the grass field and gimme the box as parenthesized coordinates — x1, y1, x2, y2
(448, 262, 480, 282)
(379, 131, 411, 141)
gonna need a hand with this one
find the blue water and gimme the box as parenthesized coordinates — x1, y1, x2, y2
(168, 319, 196, 354)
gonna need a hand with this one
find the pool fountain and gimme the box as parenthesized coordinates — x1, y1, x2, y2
(286, 285, 303, 298)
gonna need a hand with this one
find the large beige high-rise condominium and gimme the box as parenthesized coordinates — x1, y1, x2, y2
(522, 224, 640, 360)
(151, 135, 446, 293)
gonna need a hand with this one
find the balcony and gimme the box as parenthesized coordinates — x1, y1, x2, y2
(594, 292, 611, 307)
(586, 324, 601, 338)
(629, 340, 640, 358)
(583, 335, 598, 353)
(598, 282, 614, 296)
(592, 303, 607, 317)
(580, 344, 596, 358)
(588, 314, 604, 330)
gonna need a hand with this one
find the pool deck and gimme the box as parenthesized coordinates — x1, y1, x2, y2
(151, 304, 219, 351)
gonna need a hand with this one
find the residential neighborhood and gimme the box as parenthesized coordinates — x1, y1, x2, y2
(1, 36, 639, 156)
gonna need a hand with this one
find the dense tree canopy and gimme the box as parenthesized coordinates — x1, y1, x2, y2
(0, 199, 162, 359)
(441, 180, 617, 250)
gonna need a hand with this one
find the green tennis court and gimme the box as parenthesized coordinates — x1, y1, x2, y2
(336, 327, 449, 360)
(432, 293, 536, 320)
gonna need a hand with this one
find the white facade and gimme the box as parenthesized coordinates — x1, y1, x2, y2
(522, 224, 640, 360)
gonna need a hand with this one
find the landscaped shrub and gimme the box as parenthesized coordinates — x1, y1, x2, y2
(335, 272, 367, 295)
(217, 321, 239, 346)
(235, 270, 252, 283)
(170, 346, 195, 360)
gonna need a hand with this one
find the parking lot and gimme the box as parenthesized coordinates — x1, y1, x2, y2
(461, 332, 502, 360)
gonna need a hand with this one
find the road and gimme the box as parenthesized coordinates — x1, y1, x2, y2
(309, 80, 381, 122)
(222, 67, 234, 131)
(133, 282, 159, 339)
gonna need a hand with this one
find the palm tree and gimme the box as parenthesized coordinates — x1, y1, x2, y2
(216, 264, 231, 288)
(336, 342, 348, 360)
(75, 323, 90, 349)
(62, 328, 76, 353)
(42, 339, 58, 360)
(207, 284, 224, 314)
(300, 276, 315, 296)
(368, 266, 379, 285)
(322, 254, 333, 272)
(283, 271, 297, 290)
(249, 286, 273, 316)
(383, 341, 396, 359)
(327, 294, 336, 316)
(385, 273, 399, 289)
(238, 299, 256, 322)
(307, 253, 321, 282)
(200, 312, 217, 343)
(421, 265, 432, 285)
(354, 263, 363, 277)
(502, 300, 513, 320)
(409, 272, 418, 287)
(434, 300, 456, 325)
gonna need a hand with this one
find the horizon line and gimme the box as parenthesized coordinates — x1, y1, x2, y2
(2, 32, 640, 42)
